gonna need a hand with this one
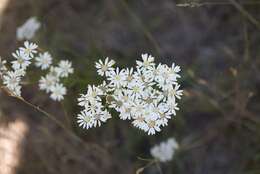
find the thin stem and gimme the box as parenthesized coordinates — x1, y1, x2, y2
(18, 97, 78, 139)
(228, 0, 260, 30)
(61, 101, 71, 129)
(176, 1, 260, 7)
(177, 1, 260, 30)
(9, 95, 107, 154)
(136, 159, 157, 174)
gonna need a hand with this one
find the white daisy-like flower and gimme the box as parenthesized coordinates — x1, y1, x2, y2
(146, 118, 161, 135)
(150, 137, 179, 162)
(2, 71, 22, 96)
(136, 53, 155, 69)
(50, 83, 66, 101)
(39, 74, 59, 93)
(48, 66, 60, 78)
(166, 100, 179, 116)
(132, 115, 148, 130)
(78, 85, 103, 108)
(125, 67, 134, 82)
(0, 57, 7, 75)
(11, 50, 31, 70)
(77, 110, 95, 129)
(12, 84, 22, 97)
(35, 52, 52, 70)
(78, 94, 89, 107)
(167, 84, 183, 100)
(156, 103, 171, 126)
(16, 17, 41, 41)
(3, 71, 21, 90)
(56, 60, 74, 77)
(95, 57, 115, 76)
(127, 78, 145, 99)
(107, 67, 127, 88)
(118, 104, 132, 120)
(19, 41, 38, 58)
(92, 109, 112, 127)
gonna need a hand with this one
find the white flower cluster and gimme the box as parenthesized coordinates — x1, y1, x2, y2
(17, 17, 41, 41)
(39, 60, 73, 101)
(77, 54, 183, 135)
(150, 138, 179, 162)
(0, 41, 73, 101)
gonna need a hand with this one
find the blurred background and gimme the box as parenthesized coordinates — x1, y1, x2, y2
(0, 0, 260, 173)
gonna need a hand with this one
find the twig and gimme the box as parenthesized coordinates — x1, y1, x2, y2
(0, 87, 108, 154)
(176, 1, 260, 7)
(136, 159, 157, 174)
(229, 0, 260, 30)
(61, 101, 71, 129)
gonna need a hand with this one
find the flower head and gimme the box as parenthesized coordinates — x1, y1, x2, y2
(3, 71, 22, 96)
(56, 60, 74, 77)
(16, 17, 41, 41)
(150, 138, 179, 162)
(35, 52, 52, 70)
(11, 50, 31, 70)
(39, 74, 59, 93)
(50, 83, 66, 101)
(0, 57, 7, 75)
(19, 41, 38, 58)
(95, 57, 115, 76)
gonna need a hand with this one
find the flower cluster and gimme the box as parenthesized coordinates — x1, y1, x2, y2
(150, 138, 179, 162)
(0, 41, 73, 101)
(17, 17, 41, 41)
(39, 60, 73, 101)
(77, 54, 182, 135)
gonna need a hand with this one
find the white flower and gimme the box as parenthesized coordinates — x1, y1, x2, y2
(35, 52, 52, 70)
(150, 138, 179, 162)
(127, 78, 145, 99)
(166, 100, 179, 116)
(48, 66, 60, 78)
(77, 85, 103, 110)
(92, 109, 112, 127)
(56, 60, 74, 77)
(167, 84, 183, 100)
(77, 110, 95, 129)
(78, 94, 89, 107)
(0, 57, 7, 75)
(156, 103, 171, 126)
(154, 64, 172, 88)
(16, 17, 41, 41)
(107, 67, 127, 88)
(3, 71, 21, 89)
(132, 115, 147, 130)
(95, 57, 115, 76)
(3, 71, 22, 96)
(19, 41, 38, 58)
(136, 53, 155, 70)
(118, 104, 132, 120)
(39, 74, 59, 93)
(50, 83, 66, 101)
(12, 84, 22, 96)
(11, 50, 31, 70)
